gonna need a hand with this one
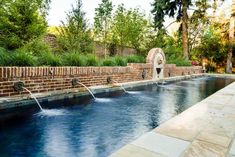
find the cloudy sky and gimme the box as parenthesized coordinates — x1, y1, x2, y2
(47, 0, 232, 28)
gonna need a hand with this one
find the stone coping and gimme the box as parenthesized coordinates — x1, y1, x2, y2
(205, 73, 235, 79)
(0, 74, 204, 111)
(109, 74, 235, 157)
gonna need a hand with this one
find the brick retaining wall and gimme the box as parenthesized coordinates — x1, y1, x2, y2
(164, 64, 202, 77)
(0, 64, 202, 97)
(0, 64, 152, 97)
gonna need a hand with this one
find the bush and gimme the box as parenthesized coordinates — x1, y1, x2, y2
(167, 57, 191, 66)
(100, 58, 116, 66)
(114, 56, 127, 66)
(22, 39, 52, 55)
(10, 50, 36, 66)
(0, 47, 10, 66)
(86, 54, 98, 66)
(38, 52, 62, 66)
(62, 53, 86, 66)
(126, 55, 145, 63)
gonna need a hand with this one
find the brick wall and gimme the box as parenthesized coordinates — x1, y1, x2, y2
(0, 64, 202, 98)
(164, 64, 202, 77)
(0, 64, 152, 97)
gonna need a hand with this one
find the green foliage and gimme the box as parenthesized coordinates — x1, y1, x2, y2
(62, 52, 86, 66)
(111, 5, 148, 51)
(38, 52, 62, 66)
(10, 49, 36, 66)
(57, 0, 93, 53)
(100, 57, 116, 66)
(0, 0, 49, 50)
(94, 0, 113, 40)
(86, 54, 99, 66)
(167, 57, 191, 66)
(144, 30, 167, 52)
(126, 55, 145, 63)
(94, 0, 113, 57)
(21, 39, 52, 55)
(193, 25, 227, 65)
(114, 56, 127, 66)
(151, 0, 187, 29)
(0, 47, 10, 66)
(164, 36, 183, 60)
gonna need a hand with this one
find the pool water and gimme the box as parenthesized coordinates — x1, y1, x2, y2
(0, 77, 233, 157)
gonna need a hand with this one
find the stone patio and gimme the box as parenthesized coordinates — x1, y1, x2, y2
(109, 76, 235, 157)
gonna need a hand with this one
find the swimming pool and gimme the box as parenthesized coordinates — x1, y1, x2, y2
(0, 77, 233, 157)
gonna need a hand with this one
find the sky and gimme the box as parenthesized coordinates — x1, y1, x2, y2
(47, 0, 153, 26)
(47, 0, 232, 32)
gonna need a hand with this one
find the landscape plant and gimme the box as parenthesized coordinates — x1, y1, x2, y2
(94, 0, 113, 58)
(0, 0, 50, 50)
(57, 0, 93, 53)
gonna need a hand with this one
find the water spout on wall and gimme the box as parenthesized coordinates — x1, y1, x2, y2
(72, 79, 96, 100)
(113, 80, 127, 93)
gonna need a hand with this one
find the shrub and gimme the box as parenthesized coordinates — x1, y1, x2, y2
(100, 58, 116, 66)
(22, 39, 52, 55)
(0, 47, 10, 66)
(10, 50, 36, 66)
(114, 56, 127, 66)
(86, 54, 98, 66)
(38, 52, 62, 66)
(126, 55, 145, 63)
(167, 57, 191, 66)
(62, 53, 86, 66)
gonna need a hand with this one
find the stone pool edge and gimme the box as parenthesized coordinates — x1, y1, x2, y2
(0, 74, 204, 111)
(109, 74, 235, 157)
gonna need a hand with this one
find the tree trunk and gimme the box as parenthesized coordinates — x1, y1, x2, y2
(104, 19, 107, 59)
(182, 0, 189, 60)
(226, 16, 234, 73)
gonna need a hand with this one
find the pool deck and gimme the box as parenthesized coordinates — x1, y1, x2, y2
(109, 74, 235, 157)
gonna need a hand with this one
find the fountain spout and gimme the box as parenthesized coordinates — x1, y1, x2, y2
(113, 80, 127, 93)
(72, 79, 96, 99)
(13, 81, 43, 111)
(23, 87, 43, 111)
(77, 82, 96, 99)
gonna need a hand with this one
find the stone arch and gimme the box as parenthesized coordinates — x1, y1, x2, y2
(146, 48, 166, 80)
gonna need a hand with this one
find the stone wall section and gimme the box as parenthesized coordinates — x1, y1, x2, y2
(94, 42, 137, 57)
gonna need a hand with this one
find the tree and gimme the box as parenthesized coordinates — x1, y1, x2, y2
(188, 0, 210, 52)
(151, 0, 215, 60)
(111, 4, 148, 53)
(193, 24, 227, 71)
(57, 0, 93, 53)
(0, 0, 50, 50)
(226, 0, 235, 73)
(94, 0, 113, 58)
(151, 0, 191, 59)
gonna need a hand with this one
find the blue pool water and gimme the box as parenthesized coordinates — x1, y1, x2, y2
(0, 77, 233, 157)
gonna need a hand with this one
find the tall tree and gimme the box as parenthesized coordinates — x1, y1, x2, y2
(0, 0, 50, 50)
(111, 4, 148, 53)
(188, 0, 210, 51)
(226, 1, 235, 73)
(57, 0, 93, 53)
(94, 0, 113, 58)
(151, 0, 191, 59)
